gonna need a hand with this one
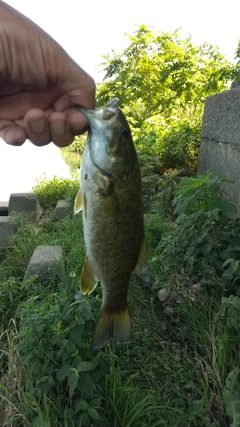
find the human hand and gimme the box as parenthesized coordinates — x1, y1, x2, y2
(0, 1, 96, 147)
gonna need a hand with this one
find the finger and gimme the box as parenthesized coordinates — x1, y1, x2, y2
(0, 123, 27, 145)
(67, 109, 90, 135)
(24, 109, 51, 146)
(48, 112, 74, 147)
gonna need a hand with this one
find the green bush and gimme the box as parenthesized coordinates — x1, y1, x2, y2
(136, 117, 201, 175)
(157, 172, 240, 292)
(32, 175, 79, 210)
(14, 282, 104, 427)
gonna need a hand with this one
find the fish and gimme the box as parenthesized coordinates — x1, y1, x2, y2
(74, 98, 148, 348)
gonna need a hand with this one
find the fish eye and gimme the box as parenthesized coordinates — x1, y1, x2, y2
(121, 126, 130, 137)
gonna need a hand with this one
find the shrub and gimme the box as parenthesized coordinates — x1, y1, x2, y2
(156, 172, 240, 293)
(32, 175, 79, 210)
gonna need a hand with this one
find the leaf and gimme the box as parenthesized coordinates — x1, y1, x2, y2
(32, 416, 51, 427)
(81, 301, 93, 319)
(75, 400, 90, 413)
(207, 199, 237, 214)
(223, 368, 240, 427)
(220, 296, 240, 336)
(37, 375, 49, 384)
(68, 371, 79, 396)
(57, 365, 72, 380)
(88, 407, 100, 420)
(77, 412, 88, 427)
(78, 372, 95, 395)
(70, 323, 84, 345)
(223, 258, 239, 272)
(48, 375, 54, 386)
(77, 361, 93, 372)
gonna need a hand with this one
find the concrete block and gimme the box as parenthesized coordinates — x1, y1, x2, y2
(0, 201, 8, 216)
(0, 217, 16, 249)
(200, 87, 240, 151)
(24, 245, 64, 284)
(198, 87, 240, 208)
(8, 192, 41, 222)
(54, 200, 71, 220)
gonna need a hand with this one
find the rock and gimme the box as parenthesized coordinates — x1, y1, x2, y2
(0, 217, 16, 249)
(8, 192, 41, 222)
(54, 200, 72, 220)
(192, 283, 201, 291)
(158, 288, 170, 302)
(24, 245, 64, 284)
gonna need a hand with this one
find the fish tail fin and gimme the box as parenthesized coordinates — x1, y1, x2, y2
(92, 307, 131, 349)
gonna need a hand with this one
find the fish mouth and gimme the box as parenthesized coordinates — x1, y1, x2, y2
(75, 98, 119, 124)
(76, 98, 130, 181)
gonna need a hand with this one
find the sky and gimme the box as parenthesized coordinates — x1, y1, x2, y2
(4, 0, 240, 82)
(1, 0, 240, 200)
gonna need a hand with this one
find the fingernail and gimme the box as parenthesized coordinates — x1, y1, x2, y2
(30, 118, 45, 133)
(50, 121, 66, 135)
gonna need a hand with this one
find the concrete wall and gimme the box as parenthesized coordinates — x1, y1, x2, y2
(198, 86, 240, 207)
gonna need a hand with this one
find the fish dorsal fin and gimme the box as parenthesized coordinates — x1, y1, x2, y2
(80, 256, 98, 294)
(74, 190, 83, 214)
(134, 239, 149, 284)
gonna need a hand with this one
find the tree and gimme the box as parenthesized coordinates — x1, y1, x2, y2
(97, 26, 237, 173)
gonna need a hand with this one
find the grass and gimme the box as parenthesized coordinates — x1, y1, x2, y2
(0, 173, 240, 426)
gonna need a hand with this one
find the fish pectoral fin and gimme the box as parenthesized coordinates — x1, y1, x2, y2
(92, 307, 131, 349)
(74, 189, 83, 214)
(134, 239, 149, 285)
(80, 257, 98, 294)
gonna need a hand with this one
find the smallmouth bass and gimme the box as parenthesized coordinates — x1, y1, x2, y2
(74, 98, 148, 348)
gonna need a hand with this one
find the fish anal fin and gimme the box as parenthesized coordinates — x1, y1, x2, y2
(92, 308, 131, 349)
(134, 239, 149, 284)
(80, 257, 98, 294)
(74, 189, 83, 214)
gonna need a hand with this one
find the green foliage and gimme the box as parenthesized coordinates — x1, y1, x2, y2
(71, 135, 87, 154)
(137, 117, 201, 174)
(173, 172, 237, 215)
(145, 172, 240, 426)
(60, 135, 87, 176)
(32, 175, 79, 210)
(100, 348, 163, 427)
(234, 39, 240, 67)
(98, 26, 235, 124)
(2, 163, 240, 426)
(14, 284, 104, 426)
(220, 296, 240, 336)
(156, 173, 240, 293)
(223, 368, 240, 427)
(0, 210, 106, 426)
(97, 26, 237, 174)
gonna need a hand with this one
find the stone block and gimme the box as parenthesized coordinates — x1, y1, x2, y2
(0, 217, 16, 249)
(8, 192, 41, 222)
(0, 201, 8, 216)
(198, 87, 240, 209)
(199, 87, 240, 151)
(24, 245, 64, 284)
(54, 200, 71, 220)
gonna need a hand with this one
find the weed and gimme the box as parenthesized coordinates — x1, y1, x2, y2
(1, 172, 240, 426)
